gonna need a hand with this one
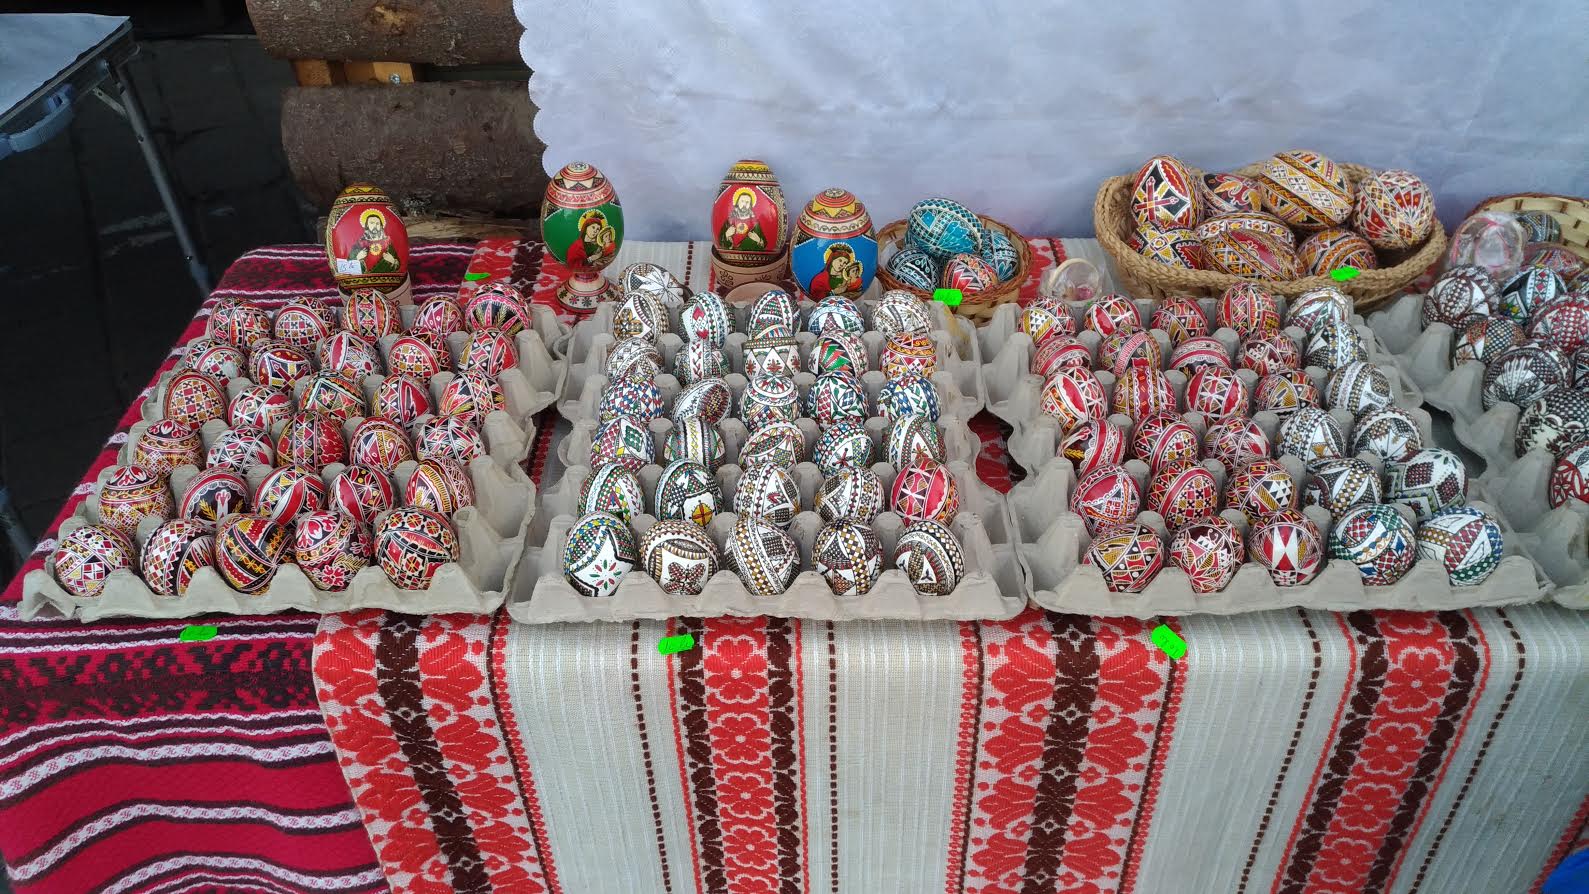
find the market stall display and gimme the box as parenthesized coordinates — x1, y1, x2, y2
(877, 196, 1032, 320)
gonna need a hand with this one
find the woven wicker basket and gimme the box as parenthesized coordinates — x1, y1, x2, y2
(1467, 193, 1589, 261)
(875, 215, 1032, 324)
(1094, 161, 1447, 313)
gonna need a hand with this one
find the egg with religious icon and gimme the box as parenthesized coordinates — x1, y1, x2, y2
(791, 188, 877, 300)
(326, 183, 408, 294)
(711, 159, 790, 266)
(541, 162, 624, 310)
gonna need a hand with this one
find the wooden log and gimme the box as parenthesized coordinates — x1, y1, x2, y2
(246, 0, 521, 66)
(282, 82, 547, 217)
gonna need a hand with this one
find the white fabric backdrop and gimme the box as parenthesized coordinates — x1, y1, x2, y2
(518, 0, 1589, 241)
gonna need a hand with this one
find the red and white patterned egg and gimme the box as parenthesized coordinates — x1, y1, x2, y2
(134, 419, 202, 477)
(464, 283, 532, 337)
(317, 331, 384, 380)
(1030, 335, 1092, 379)
(412, 295, 464, 339)
(374, 375, 432, 428)
(1168, 515, 1244, 593)
(206, 426, 274, 472)
(1529, 298, 1589, 354)
(342, 288, 400, 341)
(1039, 367, 1108, 430)
(1168, 336, 1232, 375)
(439, 371, 505, 425)
(1239, 334, 1302, 377)
(458, 329, 517, 379)
(940, 253, 998, 297)
(1185, 366, 1250, 418)
(1548, 439, 1589, 509)
(181, 338, 244, 379)
(1223, 458, 1297, 523)
(1149, 296, 1209, 345)
(1019, 294, 1077, 346)
(1353, 169, 1435, 251)
(1248, 508, 1324, 586)
(1084, 293, 1144, 337)
(1202, 228, 1302, 279)
(1199, 172, 1261, 217)
(329, 465, 395, 525)
(1298, 227, 1379, 276)
(350, 416, 414, 473)
(276, 411, 347, 467)
(248, 340, 314, 391)
(640, 520, 721, 596)
(1131, 411, 1200, 470)
(98, 465, 172, 534)
(414, 414, 486, 464)
(179, 468, 249, 522)
(255, 465, 327, 521)
(139, 519, 216, 597)
(1098, 330, 1163, 378)
(1070, 464, 1141, 534)
(891, 456, 960, 526)
(1147, 461, 1219, 529)
(229, 384, 293, 432)
(1254, 370, 1321, 417)
(272, 299, 332, 350)
(293, 510, 373, 591)
(299, 371, 368, 422)
(1130, 155, 1201, 229)
(1203, 416, 1271, 467)
(215, 513, 291, 594)
(1258, 150, 1354, 231)
(1088, 522, 1165, 593)
(1059, 418, 1128, 477)
(207, 298, 273, 350)
(1112, 365, 1177, 421)
(376, 507, 460, 590)
(163, 370, 228, 427)
(52, 524, 137, 598)
(387, 334, 441, 381)
(404, 457, 475, 515)
(1217, 283, 1282, 338)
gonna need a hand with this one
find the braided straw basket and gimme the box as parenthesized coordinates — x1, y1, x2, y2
(1095, 161, 1447, 313)
(875, 215, 1032, 324)
(1467, 192, 1589, 261)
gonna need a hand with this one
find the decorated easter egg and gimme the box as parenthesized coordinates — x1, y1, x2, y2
(377, 507, 459, 590)
(1516, 211, 1564, 245)
(541, 163, 624, 310)
(206, 426, 273, 473)
(1302, 457, 1382, 515)
(413, 295, 464, 339)
(1286, 288, 1353, 334)
(1203, 416, 1271, 467)
(1202, 228, 1302, 279)
(1573, 347, 1589, 387)
(1186, 366, 1249, 418)
(300, 371, 367, 423)
(243, 341, 311, 393)
(655, 460, 721, 527)
(744, 324, 801, 379)
(1239, 333, 1302, 377)
(907, 197, 987, 261)
(1084, 293, 1144, 337)
(407, 318, 455, 351)
(1098, 329, 1163, 378)
(1352, 169, 1435, 250)
(1548, 439, 1589, 508)
(749, 289, 800, 333)
(1148, 461, 1219, 529)
(682, 291, 734, 347)
(350, 416, 413, 473)
(1324, 361, 1393, 416)
(873, 291, 932, 343)
(613, 290, 668, 345)
(737, 375, 797, 431)
(181, 338, 245, 379)
(877, 374, 941, 422)
(277, 410, 346, 467)
(792, 188, 877, 299)
(1113, 365, 1177, 421)
(733, 465, 800, 529)
(1482, 343, 1568, 409)
(413, 414, 485, 464)
(229, 384, 292, 433)
(560, 512, 637, 599)
(639, 520, 720, 596)
(207, 298, 273, 351)
(139, 519, 215, 597)
(51, 525, 136, 598)
(940, 252, 999, 296)
(164, 370, 227, 427)
(1423, 266, 1498, 327)
(1169, 337, 1233, 379)
(599, 377, 664, 423)
(712, 159, 790, 265)
(318, 331, 383, 381)
(1200, 173, 1262, 217)
(179, 468, 249, 522)
(1304, 320, 1367, 371)
(1168, 515, 1244, 593)
(1088, 522, 1165, 593)
(578, 463, 646, 523)
(1417, 506, 1504, 586)
(1223, 458, 1296, 522)
(329, 465, 394, 525)
(1530, 298, 1589, 354)
(1516, 390, 1589, 456)
(603, 341, 661, 387)
(894, 520, 964, 596)
(386, 335, 440, 381)
(1150, 296, 1209, 345)
(1299, 228, 1378, 276)
(982, 228, 1020, 282)
(1060, 418, 1129, 477)
(1452, 316, 1524, 366)
(1218, 283, 1283, 338)
(98, 465, 171, 534)
(1131, 155, 1201, 229)
(1276, 406, 1347, 461)
(1497, 266, 1566, 323)
(1385, 448, 1467, 522)
(884, 414, 945, 469)
(438, 371, 504, 425)
(1194, 211, 1297, 249)
(1329, 503, 1417, 585)
(814, 422, 874, 478)
(1248, 508, 1324, 585)
(814, 468, 885, 525)
(738, 421, 803, 471)
(804, 371, 867, 429)
(292, 510, 372, 591)
(404, 457, 475, 515)
(813, 330, 870, 376)
(1351, 405, 1423, 462)
(881, 332, 939, 380)
(1131, 411, 1200, 470)
(672, 341, 727, 387)
(1039, 367, 1107, 430)
(1132, 222, 1207, 269)
(668, 378, 731, 427)
(326, 183, 408, 293)
(1259, 150, 1354, 230)
(134, 419, 202, 477)
(892, 456, 960, 526)
(342, 288, 400, 341)
(1070, 464, 1140, 534)
(725, 515, 799, 597)
(1527, 243, 1584, 279)
(619, 263, 686, 310)
(661, 418, 724, 473)
(807, 296, 865, 336)
(457, 329, 517, 380)
(1031, 335, 1092, 378)
(885, 245, 940, 290)
(215, 513, 290, 594)
(813, 522, 883, 596)
(255, 465, 326, 521)
(1255, 369, 1321, 417)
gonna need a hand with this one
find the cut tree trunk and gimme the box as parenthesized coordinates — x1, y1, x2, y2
(246, 0, 521, 66)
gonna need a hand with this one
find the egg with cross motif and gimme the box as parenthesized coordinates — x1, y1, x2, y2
(1131, 155, 1201, 229)
(248, 341, 315, 391)
(52, 525, 137, 598)
(655, 460, 722, 527)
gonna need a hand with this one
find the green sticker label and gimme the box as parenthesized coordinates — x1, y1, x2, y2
(179, 625, 218, 642)
(1329, 266, 1360, 282)
(932, 288, 963, 307)
(657, 633, 696, 655)
(1150, 624, 1186, 661)
(463, 272, 491, 281)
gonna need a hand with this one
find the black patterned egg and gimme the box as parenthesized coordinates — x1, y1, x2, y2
(740, 375, 800, 431)
(1324, 361, 1394, 416)
(814, 521, 883, 596)
(1302, 457, 1382, 515)
(885, 246, 940, 291)
(463, 282, 532, 337)
(725, 515, 799, 597)
(814, 422, 875, 478)
(215, 513, 290, 594)
(893, 519, 965, 596)
(885, 414, 945, 468)
(814, 467, 886, 524)
(560, 511, 635, 598)
(579, 464, 647, 523)
(255, 464, 327, 521)
(1276, 406, 1347, 462)
(599, 376, 664, 423)
(640, 520, 721, 595)
(655, 459, 722, 527)
(139, 519, 216, 597)
(1284, 287, 1352, 334)
(738, 421, 804, 470)
(732, 465, 800, 529)
(179, 468, 250, 522)
(1351, 405, 1423, 462)
(671, 377, 732, 426)
(1481, 343, 1568, 409)
(1422, 266, 1497, 327)
(619, 262, 686, 310)
(806, 296, 866, 335)
(805, 371, 868, 428)
(1255, 370, 1321, 418)
(1238, 334, 1302, 378)
(590, 416, 655, 472)
(1515, 390, 1589, 457)
(674, 340, 729, 387)
(1497, 266, 1566, 323)
(662, 418, 725, 473)
(413, 414, 485, 464)
(1385, 448, 1468, 522)
(248, 340, 315, 391)
(1451, 316, 1524, 366)
(1304, 320, 1366, 371)
(605, 337, 664, 381)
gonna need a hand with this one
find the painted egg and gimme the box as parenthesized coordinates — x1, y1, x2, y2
(655, 460, 722, 527)
(463, 283, 532, 337)
(814, 468, 886, 525)
(1084, 293, 1144, 337)
(982, 228, 1020, 282)
(662, 418, 724, 473)
(605, 338, 663, 383)
(1223, 458, 1297, 522)
(293, 510, 373, 591)
(51, 525, 136, 598)
(1130, 155, 1201, 229)
(377, 507, 460, 590)
(1203, 416, 1271, 467)
(412, 295, 464, 339)
(206, 426, 273, 473)
(1304, 320, 1366, 371)
(612, 290, 668, 344)
(1039, 367, 1107, 430)
(1194, 211, 1297, 249)
(1353, 169, 1435, 250)
(1548, 439, 1589, 508)
(1385, 448, 1468, 522)
(457, 329, 516, 380)
(804, 296, 864, 336)
(242, 342, 309, 394)
(350, 416, 413, 473)
(98, 465, 172, 534)
(1516, 390, 1589, 456)
(1516, 211, 1564, 245)
(1529, 298, 1589, 353)
(1329, 504, 1417, 586)
(1202, 228, 1303, 279)
(215, 513, 290, 594)
(739, 375, 799, 431)
(1148, 461, 1219, 529)
(1351, 405, 1424, 462)
(139, 519, 215, 597)
(1031, 335, 1092, 378)
(877, 374, 941, 422)
(940, 252, 998, 296)
(1218, 283, 1283, 338)
(792, 189, 877, 300)
(907, 198, 986, 262)
(578, 464, 646, 523)
(276, 411, 346, 467)
(1286, 288, 1353, 334)
(1303, 457, 1382, 515)
(1098, 330, 1163, 378)
(814, 521, 883, 596)
(1481, 343, 1568, 409)
(891, 456, 960, 526)
(1452, 316, 1524, 366)
(438, 371, 504, 425)
(884, 415, 945, 469)
(1070, 464, 1141, 534)
(134, 419, 202, 477)
(1248, 508, 1324, 586)
(300, 371, 367, 422)
(812, 330, 870, 377)
(619, 263, 686, 310)
(1131, 411, 1199, 470)
(591, 417, 656, 472)
(873, 291, 932, 343)
(413, 414, 485, 464)
(1299, 227, 1379, 277)
(1417, 506, 1505, 586)
(1259, 150, 1354, 230)
(1324, 361, 1393, 416)
(207, 299, 273, 350)
(404, 457, 475, 515)
(1112, 365, 1177, 421)
(325, 181, 408, 292)
(318, 331, 383, 380)
(404, 324, 450, 355)
(725, 515, 799, 597)
(1528, 243, 1584, 279)
(885, 245, 941, 290)
(744, 325, 801, 379)
(1186, 366, 1249, 418)
(228, 385, 292, 433)
(386, 335, 440, 381)
(669, 378, 732, 427)
(894, 519, 964, 596)
(672, 341, 727, 387)
(1168, 515, 1244, 593)
(733, 465, 800, 529)
(1276, 406, 1347, 461)
(1239, 334, 1302, 377)
(815, 422, 874, 478)
(881, 332, 940, 380)
(342, 288, 400, 341)
(1132, 223, 1207, 269)
(682, 291, 733, 347)
(640, 520, 721, 595)
(1255, 370, 1321, 417)
(1574, 347, 1589, 388)
(749, 289, 800, 333)
(1168, 336, 1232, 375)
(255, 465, 326, 520)
(711, 159, 791, 264)
(805, 371, 868, 429)
(1423, 266, 1498, 328)
(1200, 172, 1261, 217)
(164, 371, 227, 427)
(181, 338, 245, 379)
(1149, 296, 1209, 345)
(599, 377, 664, 423)
(179, 468, 249, 522)
(1060, 418, 1129, 477)
(329, 465, 394, 524)
(738, 421, 803, 471)
(1497, 266, 1566, 323)
(1088, 522, 1165, 593)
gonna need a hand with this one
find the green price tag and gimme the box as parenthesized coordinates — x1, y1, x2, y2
(932, 288, 963, 307)
(179, 625, 218, 642)
(1329, 266, 1360, 282)
(1150, 624, 1186, 661)
(464, 272, 491, 282)
(657, 634, 696, 655)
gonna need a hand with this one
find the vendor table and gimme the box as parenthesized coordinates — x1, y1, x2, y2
(0, 238, 1584, 894)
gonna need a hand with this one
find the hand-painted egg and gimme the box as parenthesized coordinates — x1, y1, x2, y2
(1351, 405, 1423, 462)
(1248, 508, 1324, 585)
(1148, 461, 1219, 529)
(655, 460, 722, 527)
(792, 188, 877, 300)
(737, 375, 798, 431)
(725, 515, 799, 597)
(1573, 347, 1589, 388)
(325, 182, 408, 292)
(1548, 439, 1589, 508)
(1223, 458, 1297, 522)
(612, 290, 668, 344)
(882, 415, 943, 470)
(1149, 296, 1209, 345)
(640, 520, 721, 595)
(457, 329, 517, 380)
(292, 510, 372, 591)
(1385, 448, 1467, 522)
(1084, 293, 1144, 337)
(1088, 522, 1165, 593)
(873, 291, 932, 343)
(1302, 456, 1382, 515)
(590, 416, 655, 472)
(885, 244, 941, 290)
(386, 335, 440, 381)
(1202, 228, 1303, 279)
(1527, 242, 1584, 280)
(877, 374, 941, 422)
(1417, 506, 1505, 586)
(1186, 366, 1249, 418)
(814, 467, 885, 524)
(1259, 150, 1354, 231)
(1217, 283, 1282, 338)
(1168, 336, 1232, 375)
(377, 507, 460, 590)
(98, 465, 172, 534)
(404, 457, 475, 515)
(891, 456, 960, 526)
(681, 291, 733, 347)
(1255, 369, 1321, 417)
(329, 465, 394, 524)
(1239, 334, 1302, 377)
(438, 371, 504, 425)
(1451, 316, 1524, 366)
(1324, 361, 1393, 416)
(228, 385, 292, 434)
(279, 296, 333, 332)
(1200, 172, 1262, 217)
(463, 282, 533, 337)
(276, 411, 347, 467)
(805, 296, 864, 336)
(404, 324, 450, 355)
(1329, 503, 1417, 586)
(181, 338, 245, 379)
(373, 372, 433, 432)
(1352, 169, 1435, 250)
(1516, 390, 1589, 457)
(669, 378, 732, 427)
(812, 330, 870, 377)
(1529, 298, 1589, 353)
(803, 371, 866, 429)
(207, 298, 273, 350)
(1203, 416, 1271, 467)
(1299, 227, 1380, 277)
(604, 339, 663, 384)
(413, 414, 485, 464)
(1497, 266, 1565, 323)
(814, 521, 883, 596)
(1168, 516, 1244, 593)
(599, 377, 664, 423)
(1030, 335, 1092, 378)
(1039, 367, 1107, 430)
(1059, 418, 1128, 477)
(1304, 320, 1366, 371)
(1481, 343, 1568, 409)
(300, 371, 367, 423)
(733, 465, 800, 529)
(814, 422, 874, 478)
(1515, 211, 1563, 245)
(619, 263, 686, 310)
(1070, 464, 1141, 534)
(215, 513, 290, 594)
(412, 295, 464, 339)
(164, 371, 227, 427)
(881, 332, 940, 380)
(1130, 155, 1201, 229)
(1195, 211, 1298, 249)
(1132, 222, 1207, 269)
(255, 465, 326, 521)
(1285, 288, 1353, 334)
(672, 341, 727, 387)
(52, 525, 137, 598)
(1098, 330, 1163, 378)
(578, 463, 646, 523)
(906, 197, 987, 261)
(940, 252, 999, 296)
(894, 520, 964, 596)
(246, 341, 313, 392)
(342, 288, 400, 341)
(140, 519, 215, 597)
(711, 159, 790, 264)
(737, 421, 802, 470)
(749, 289, 800, 333)
(1112, 365, 1177, 421)
(1276, 406, 1347, 461)
(1423, 266, 1498, 328)
(135, 419, 202, 477)
(318, 331, 383, 380)
(982, 228, 1020, 282)
(743, 325, 801, 379)
(662, 418, 724, 473)
(1131, 412, 1199, 470)
(179, 468, 249, 522)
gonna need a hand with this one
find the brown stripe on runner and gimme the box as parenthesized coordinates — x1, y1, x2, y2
(630, 623, 674, 894)
(375, 615, 492, 894)
(953, 622, 988, 894)
(1018, 612, 1103, 894)
(766, 617, 805, 894)
(1118, 637, 1180, 893)
(683, 242, 696, 289)
(1406, 610, 1525, 894)
(513, 238, 545, 297)
(486, 609, 556, 892)
(1236, 611, 1324, 894)
(1275, 611, 1389, 894)
(676, 617, 727, 894)
(826, 622, 840, 894)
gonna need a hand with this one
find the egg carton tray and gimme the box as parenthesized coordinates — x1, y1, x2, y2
(556, 296, 982, 419)
(392, 301, 567, 417)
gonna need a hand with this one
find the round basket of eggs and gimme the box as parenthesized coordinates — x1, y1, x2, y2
(877, 198, 1032, 323)
(1095, 151, 1448, 311)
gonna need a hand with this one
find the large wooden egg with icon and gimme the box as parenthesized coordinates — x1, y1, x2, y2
(52, 525, 137, 598)
(541, 163, 624, 310)
(711, 159, 790, 266)
(325, 183, 408, 294)
(792, 188, 877, 300)
(640, 520, 721, 596)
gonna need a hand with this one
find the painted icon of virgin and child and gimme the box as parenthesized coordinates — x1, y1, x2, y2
(808, 243, 864, 299)
(566, 209, 618, 270)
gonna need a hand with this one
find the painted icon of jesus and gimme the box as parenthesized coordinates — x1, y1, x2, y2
(351, 209, 401, 274)
(718, 188, 769, 253)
